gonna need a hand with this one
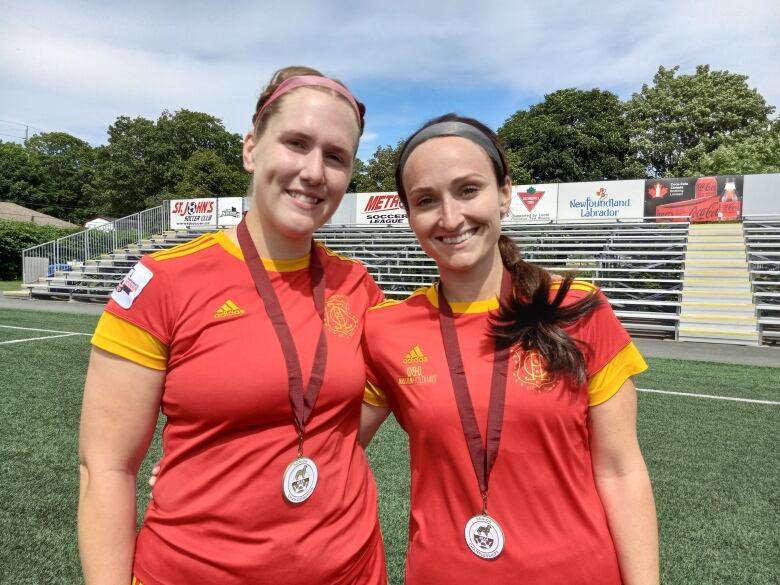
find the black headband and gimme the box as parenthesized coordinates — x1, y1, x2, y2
(398, 121, 505, 176)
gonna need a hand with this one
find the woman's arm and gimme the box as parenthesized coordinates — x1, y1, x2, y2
(78, 347, 165, 585)
(589, 378, 659, 585)
(359, 403, 391, 448)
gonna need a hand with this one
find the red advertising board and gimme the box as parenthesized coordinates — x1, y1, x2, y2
(644, 176, 743, 222)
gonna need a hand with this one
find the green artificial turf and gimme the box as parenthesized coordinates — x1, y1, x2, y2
(0, 309, 777, 584)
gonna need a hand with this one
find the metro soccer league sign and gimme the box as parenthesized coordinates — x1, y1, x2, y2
(354, 192, 408, 225)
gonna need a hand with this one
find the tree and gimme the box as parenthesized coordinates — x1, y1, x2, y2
(682, 121, 780, 176)
(89, 115, 161, 217)
(498, 89, 638, 183)
(172, 149, 250, 198)
(155, 109, 244, 202)
(352, 142, 403, 193)
(24, 132, 96, 223)
(0, 141, 42, 209)
(90, 110, 244, 217)
(626, 65, 776, 177)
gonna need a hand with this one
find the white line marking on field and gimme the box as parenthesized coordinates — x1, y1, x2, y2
(0, 333, 85, 345)
(637, 388, 780, 406)
(0, 325, 91, 335)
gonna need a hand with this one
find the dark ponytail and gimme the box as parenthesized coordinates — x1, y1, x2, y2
(491, 235, 601, 386)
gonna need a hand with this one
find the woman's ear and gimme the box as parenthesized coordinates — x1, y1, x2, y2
(499, 177, 512, 216)
(242, 131, 256, 172)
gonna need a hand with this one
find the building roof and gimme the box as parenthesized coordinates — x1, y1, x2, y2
(0, 201, 78, 228)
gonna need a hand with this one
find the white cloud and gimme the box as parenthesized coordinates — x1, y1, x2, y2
(1, 0, 777, 149)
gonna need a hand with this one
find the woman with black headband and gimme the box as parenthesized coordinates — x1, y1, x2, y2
(360, 114, 659, 584)
(78, 66, 387, 585)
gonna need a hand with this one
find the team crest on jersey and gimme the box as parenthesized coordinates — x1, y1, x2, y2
(111, 262, 153, 309)
(324, 294, 358, 338)
(512, 347, 558, 391)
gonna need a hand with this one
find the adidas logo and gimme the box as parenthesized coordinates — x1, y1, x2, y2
(214, 299, 246, 319)
(402, 345, 428, 364)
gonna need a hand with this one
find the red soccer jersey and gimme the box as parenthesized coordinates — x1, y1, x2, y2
(363, 282, 647, 585)
(92, 230, 386, 585)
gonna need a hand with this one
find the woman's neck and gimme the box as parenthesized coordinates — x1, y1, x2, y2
(438, 249, 505, 304)
(227, 208, 312, 260)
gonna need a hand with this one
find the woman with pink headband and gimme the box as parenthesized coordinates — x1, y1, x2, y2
(78, 66, 387, 584)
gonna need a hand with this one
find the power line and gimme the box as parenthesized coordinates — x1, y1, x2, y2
(0, 119, 43, 132)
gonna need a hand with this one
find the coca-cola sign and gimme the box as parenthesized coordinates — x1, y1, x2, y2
(645, 176, 743, 222)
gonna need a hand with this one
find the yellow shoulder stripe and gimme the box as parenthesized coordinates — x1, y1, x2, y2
(315, 241, 360, 264)
(151, 232, 219, 261)
(551, 279, 598, 293)
(91, 312, 168, 370)
(368, 286, 429, 312)
(588, 342, 647, 406)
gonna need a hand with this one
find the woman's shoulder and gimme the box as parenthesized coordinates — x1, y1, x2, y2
(549, 277, 602, 304)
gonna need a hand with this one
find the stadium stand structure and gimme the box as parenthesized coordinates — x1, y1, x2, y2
(10, 215, 779, 345)
(745, 216, 780, 344)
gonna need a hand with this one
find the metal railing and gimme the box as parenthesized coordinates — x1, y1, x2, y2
(21, 203, 170, 284)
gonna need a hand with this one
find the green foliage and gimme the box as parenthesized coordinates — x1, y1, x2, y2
(90, 109, 245, 216)
(504, 148, 532, 184)
(626, 65, 776, 177)
(25, 132, 97, 223)
(350, 142, 403, 192)
(681, 122, 780, 176)
(169, 149, 250, 199)
(0, 219, 79, 280)
(0, 141, 42, 207)
(498, 88, 637, 182)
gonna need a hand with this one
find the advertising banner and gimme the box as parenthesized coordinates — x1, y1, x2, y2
(354, 192, 408, 225)
(506, 183, 559, 223)
(169, 198, 217, 229)
(557, 180, 645, 221)
(216, 197, 244, 227)
(644, 175, 744, 222)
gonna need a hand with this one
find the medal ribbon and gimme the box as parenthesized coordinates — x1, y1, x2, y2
(437, 270, 512, 514)
(237, 218, 328, 453)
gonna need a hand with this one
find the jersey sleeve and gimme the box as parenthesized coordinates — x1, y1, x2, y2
(92, 311, 169, 370)
(92, 255, 177, 368)
(570, 289, 648, 406)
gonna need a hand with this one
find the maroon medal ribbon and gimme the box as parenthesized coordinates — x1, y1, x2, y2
(437, 270, 512, 514)
(237, 218, 328, 454)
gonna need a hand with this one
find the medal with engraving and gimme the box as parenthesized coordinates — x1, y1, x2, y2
(238, 219, 328, 504)
(282, 456, 319, 503)
(438, 271, 512, 558)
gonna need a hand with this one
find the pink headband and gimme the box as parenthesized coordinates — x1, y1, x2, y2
(253, 75, 362, 129)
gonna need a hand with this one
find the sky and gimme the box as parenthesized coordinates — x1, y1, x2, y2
(1, 0, 779, 162)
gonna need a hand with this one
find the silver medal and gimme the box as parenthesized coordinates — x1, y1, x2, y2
(282, 457, 318, 503)
(464, 514, 504, 559)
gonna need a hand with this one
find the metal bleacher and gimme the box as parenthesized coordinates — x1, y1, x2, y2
(744, 216, 780, 344)
(20, 219, 690, 341)
(316, 221, 688, 340)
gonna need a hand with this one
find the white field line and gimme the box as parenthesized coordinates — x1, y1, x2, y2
(0, 324, 91, 345)
(0, 333, 85, 345)
(637, 387, 780, 406)
(0, 325, 92, 335)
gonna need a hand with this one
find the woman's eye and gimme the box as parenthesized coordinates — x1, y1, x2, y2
(462, 185, 479, 197)
(414, 196, 435, 208)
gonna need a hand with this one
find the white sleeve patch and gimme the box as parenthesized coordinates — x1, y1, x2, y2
(111, 262, 154, 309)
